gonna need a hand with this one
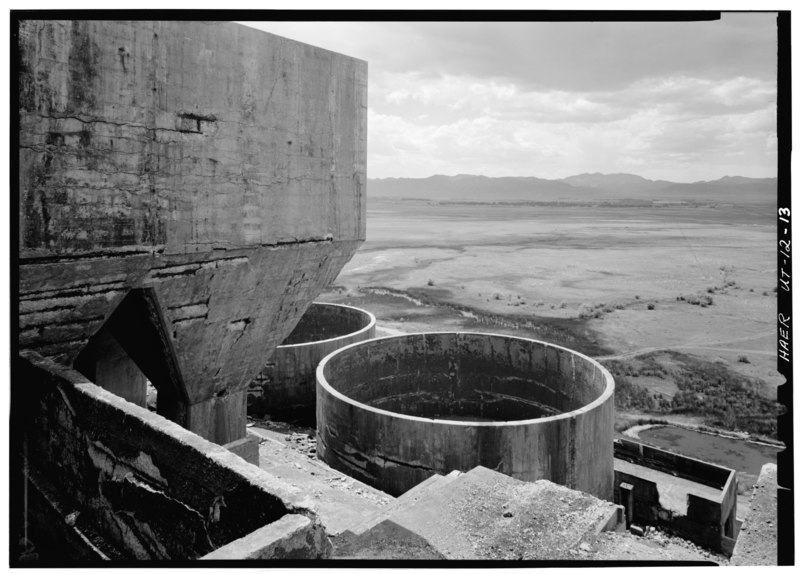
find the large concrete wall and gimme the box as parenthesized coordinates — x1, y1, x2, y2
(249, 303, 376, 419)
(15, 351, 331, 561)
(316, 333, 615, 499)
(17, 20, 367, 443)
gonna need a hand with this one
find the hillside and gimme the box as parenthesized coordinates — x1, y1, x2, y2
(367, 173, 777, 206)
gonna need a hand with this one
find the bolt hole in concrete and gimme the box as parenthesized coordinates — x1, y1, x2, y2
(316, 332, 615, 498)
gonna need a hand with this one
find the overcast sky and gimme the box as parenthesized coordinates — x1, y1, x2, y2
(242, 14, 778, 182)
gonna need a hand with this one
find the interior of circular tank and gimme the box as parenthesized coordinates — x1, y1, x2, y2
(281, 303, 373, 346)
(322, 332, 609, 422)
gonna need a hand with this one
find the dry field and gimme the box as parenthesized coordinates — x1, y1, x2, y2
(320, 198, 782, 406)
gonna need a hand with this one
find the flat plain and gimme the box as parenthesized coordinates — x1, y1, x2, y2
(319, 194, 782, 427)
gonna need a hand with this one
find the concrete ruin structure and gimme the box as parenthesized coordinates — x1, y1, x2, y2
(613, 438, 740, 556)
(15, 18, 366, 561)
(15, 17, 757, 565)
(316, 332, 615, 498)
(249, 302, 376, 420)
(18, 351, 331, 560)
(18, 19, 366, 447)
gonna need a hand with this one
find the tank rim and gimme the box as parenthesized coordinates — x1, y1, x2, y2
(316, 330, 615, 427)
(279, 302, 377, 349)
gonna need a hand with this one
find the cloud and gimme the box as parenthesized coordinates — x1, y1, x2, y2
(246, 14, 777, 91)
(242, 14, 779, 181)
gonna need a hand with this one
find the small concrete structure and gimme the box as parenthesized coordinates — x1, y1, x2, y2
(249, 303, 376, 420)
(316, 332, 615, 498)
(613, 438, 739, 556)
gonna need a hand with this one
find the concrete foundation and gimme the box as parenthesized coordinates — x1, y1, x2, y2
(249, 302, 376, 420)
(316, 332, 615, 498)
(17, 20, 367, 445)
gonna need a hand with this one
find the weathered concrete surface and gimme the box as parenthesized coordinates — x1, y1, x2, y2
(249, 424, 394, 537)
(17, 351, 329, 561)
(249, 302, 375, 419)
(333, 466, 623, 560)
(201, 514, 331, 560)
(731, 463, 778, 565)
(317, 332, 615, 499)
(17, 20, 367, 444)
(613, 438, 738, 556)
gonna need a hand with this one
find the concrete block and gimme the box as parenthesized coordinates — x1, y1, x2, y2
(224, 434, 261, 466)
(201, 514, 331, 560)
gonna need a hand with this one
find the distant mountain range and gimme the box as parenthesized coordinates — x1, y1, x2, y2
(367, 173, 777, 205)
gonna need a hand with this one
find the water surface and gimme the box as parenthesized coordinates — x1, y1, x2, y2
(638, 425, 782, 476)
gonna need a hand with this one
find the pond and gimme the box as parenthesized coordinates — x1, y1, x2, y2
(637, 425, 783, 476)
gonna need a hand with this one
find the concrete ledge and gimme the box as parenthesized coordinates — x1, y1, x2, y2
(17, 351, 325, 560)
(731, 463, 777, 565)
(201, 514, 332, 560)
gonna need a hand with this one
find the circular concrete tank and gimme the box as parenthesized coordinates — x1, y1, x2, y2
(316, 332, 615, 499)
(249, 303, 376, 420)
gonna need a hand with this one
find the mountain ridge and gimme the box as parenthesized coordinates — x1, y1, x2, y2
(367, 173, 777, 205)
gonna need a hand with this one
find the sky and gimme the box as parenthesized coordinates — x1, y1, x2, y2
(241, 16, 769, 182)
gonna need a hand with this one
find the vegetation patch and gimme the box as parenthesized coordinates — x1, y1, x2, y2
(676, 293, 714, 307)
(603, 351, 783, 439)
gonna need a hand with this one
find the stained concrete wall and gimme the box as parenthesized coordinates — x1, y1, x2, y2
(15, 351, 331, 561)
(17, 20, 367, 444)
(316, 332, 615, 499)
(249, 303, 376, 419)
(613, 438, 738, 556)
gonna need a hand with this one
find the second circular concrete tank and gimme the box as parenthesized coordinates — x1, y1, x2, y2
(249, 302, 376, 420)
(316, 332, 615, 499)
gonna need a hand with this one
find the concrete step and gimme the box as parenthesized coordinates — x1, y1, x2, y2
(342, 466, 626, 560)
(249, 426, 394, 536)
(348, 470, 463, 536)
